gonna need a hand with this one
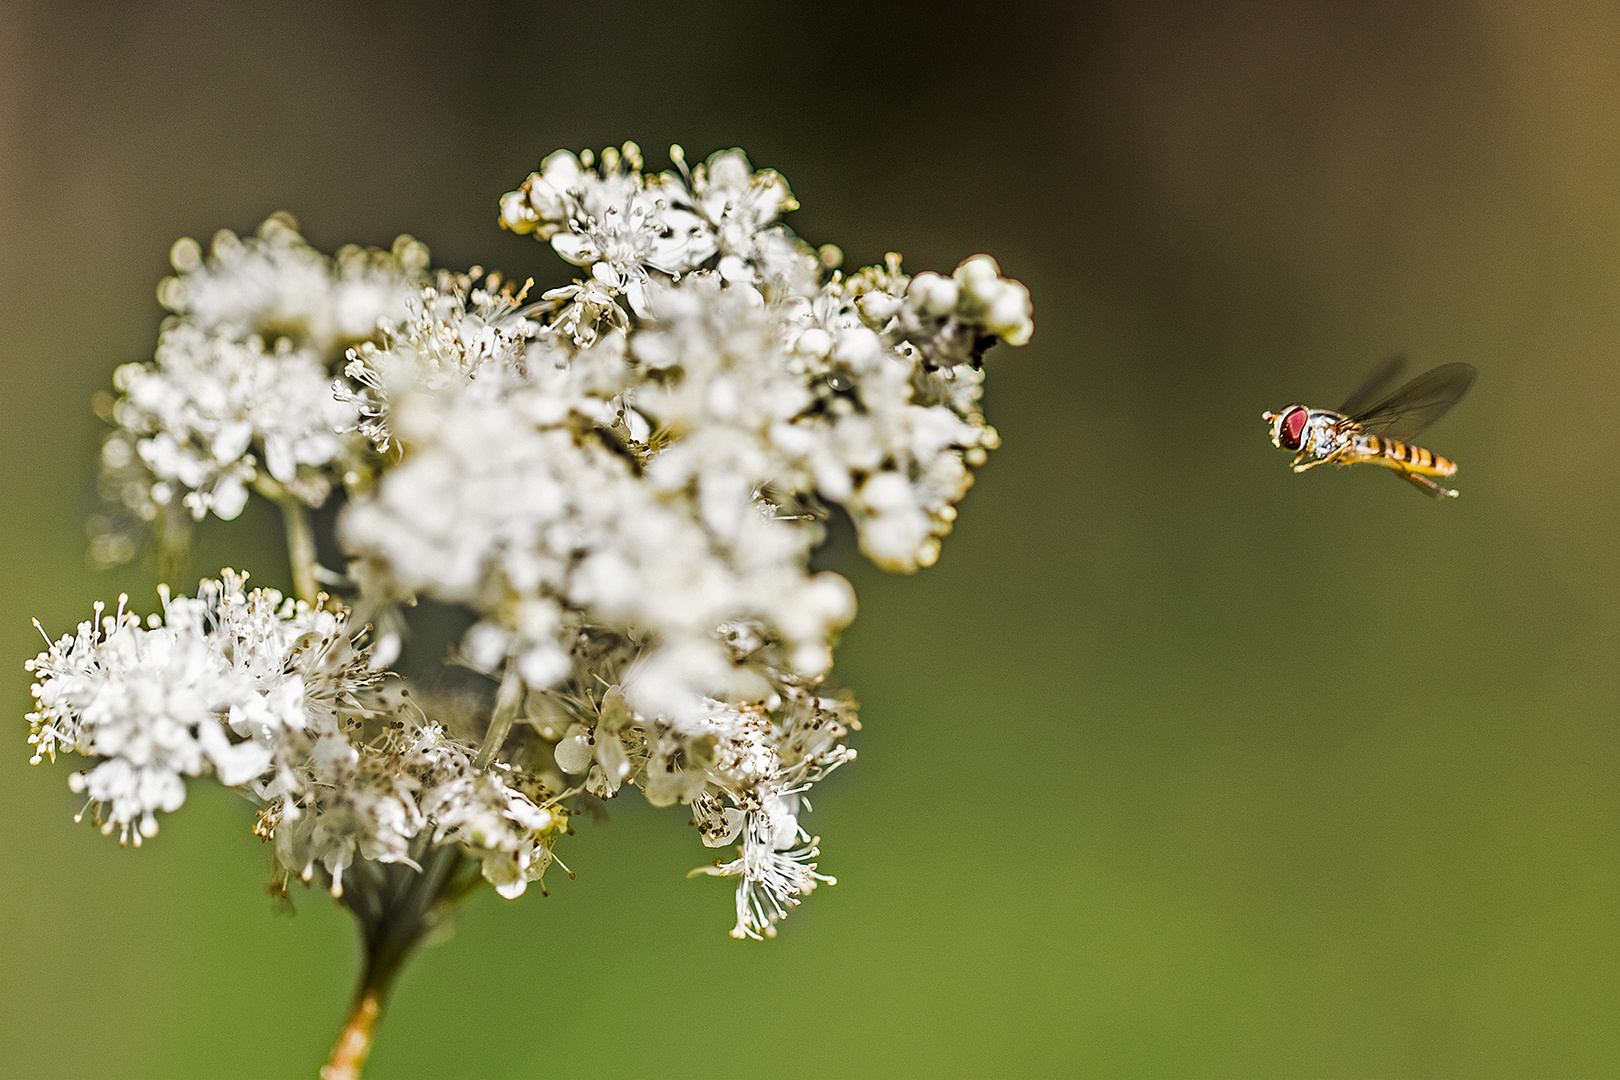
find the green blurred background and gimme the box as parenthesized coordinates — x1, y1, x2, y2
(3, 1, 1618, 1076)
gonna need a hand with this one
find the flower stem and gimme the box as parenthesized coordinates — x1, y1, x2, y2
(320, 962, 390, 1080)
(253, 477, 322, 604)
(322, 846, 478, 1080)
(277, 496, 320, 605)
(473, 660, 524, 770)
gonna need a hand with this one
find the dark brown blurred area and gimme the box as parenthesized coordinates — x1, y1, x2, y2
(3, 2, 1619, 1077)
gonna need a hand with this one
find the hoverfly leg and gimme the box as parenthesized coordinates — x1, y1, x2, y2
(1397, 470, 1458, 499)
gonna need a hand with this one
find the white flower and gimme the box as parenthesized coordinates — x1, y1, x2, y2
(24, 571, 359, 843)
(341, 270, 539, 452)
(26, 572, 568, 899)
(688, 150, 795, 252)
(499, 144, 818, 323)
(334, 145, 1031, 933)
(115, 325, 360, 518)
(681, 149, 816, 293)
(268, 728, 424, 898)
(699, 819, 834, 941)
(675, 686, 854, 938)
(421, 747, 563, 899)
(31, 142, 1032, 943)
(159, 213, 430, 359)
(341, 366, 857, 716)
(94, 216, 431, 536)
(503, 144, 710, 313)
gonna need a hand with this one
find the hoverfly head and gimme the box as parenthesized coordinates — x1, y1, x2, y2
(1264, 405, 1309, 451)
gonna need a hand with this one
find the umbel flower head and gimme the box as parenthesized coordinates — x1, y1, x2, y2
(31, 141, 1029, 986)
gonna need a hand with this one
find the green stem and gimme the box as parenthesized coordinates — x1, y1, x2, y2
(319, 958, 390, 1080)
(323, 847, 475, 1080)
(473, 660, 525, 770)
(278, 497, 320, 605)
(156, 505, 194, 588)
(253, 477, 320, 604)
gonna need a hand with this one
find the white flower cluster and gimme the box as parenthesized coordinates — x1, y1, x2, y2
(38, 143, 1031, 939)
(27, 572, 566, 898)
(89, 215, 429, 556)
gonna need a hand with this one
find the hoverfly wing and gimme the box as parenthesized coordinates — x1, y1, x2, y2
(1336, 353, 1408, 415)
(1350, 362, 1476, 442)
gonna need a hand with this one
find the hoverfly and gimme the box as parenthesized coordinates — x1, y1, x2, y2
(1263, 356, 1477, 498)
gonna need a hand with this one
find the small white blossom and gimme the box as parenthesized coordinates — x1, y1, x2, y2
(421, 748, 562, 899)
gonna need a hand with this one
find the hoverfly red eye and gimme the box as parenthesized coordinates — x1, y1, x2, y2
(1278, 407, 1308, 451)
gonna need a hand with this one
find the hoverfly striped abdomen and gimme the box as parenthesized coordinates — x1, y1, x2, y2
(1354, 432, 1455, 478)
